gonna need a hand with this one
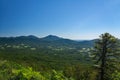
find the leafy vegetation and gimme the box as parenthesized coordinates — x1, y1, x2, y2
(0, 34, 120, 80)
(92, 33, 120, 80)
(0, 60, 46, 80)
(0, 60, 96, 80)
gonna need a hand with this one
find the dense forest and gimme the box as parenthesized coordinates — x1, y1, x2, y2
(0, 33, 120, 80)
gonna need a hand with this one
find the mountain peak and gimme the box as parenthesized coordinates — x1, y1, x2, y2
(27, 35, 38, 39)
(42, 35, 62, 41)
(46, 35, 59, 38)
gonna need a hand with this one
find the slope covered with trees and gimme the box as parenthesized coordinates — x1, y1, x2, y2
(0, 35, 95, 49)
(0, 33, 120, 80)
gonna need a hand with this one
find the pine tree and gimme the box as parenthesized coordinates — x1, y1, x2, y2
(92, 33, 120, 80)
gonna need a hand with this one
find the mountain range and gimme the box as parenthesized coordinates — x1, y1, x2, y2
(0, 35, 95, 49)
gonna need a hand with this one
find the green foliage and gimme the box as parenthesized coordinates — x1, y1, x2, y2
(63, 65, 96, 80)
(111, 70, 120, 80)
(0, 44, 95, 80)
(92, 33, 120, 80)
(63, 66, 74, 78)
(74, 65, 91, 80)
(10, 67, 46, 80)
(0, 60, 97, 80)
(51, 70, 67, 80)
(0, 48, 88, 71)
(2, 33, 120, 80)
(0, 60, 46, 80)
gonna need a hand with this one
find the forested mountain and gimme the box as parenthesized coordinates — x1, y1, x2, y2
(0, 35, 95, 49)
(0, 34, 120, 80)
(0, 35, 98, 80)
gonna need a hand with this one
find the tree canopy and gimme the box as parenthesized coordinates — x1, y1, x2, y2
(93, 33, 120, 80)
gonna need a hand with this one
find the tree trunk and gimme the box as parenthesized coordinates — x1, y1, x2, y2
(100, 39, 107, 80)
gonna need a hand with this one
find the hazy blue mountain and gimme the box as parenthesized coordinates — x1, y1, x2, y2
(0, 35, 95, 49)
(41, 35, 62, 41)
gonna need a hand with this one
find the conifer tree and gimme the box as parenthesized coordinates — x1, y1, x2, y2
(93, 33, 120, 80)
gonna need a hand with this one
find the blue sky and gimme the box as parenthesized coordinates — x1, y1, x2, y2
(0, 0, 120, 39)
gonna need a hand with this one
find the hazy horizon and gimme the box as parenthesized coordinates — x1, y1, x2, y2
(1, 0, 120, 39)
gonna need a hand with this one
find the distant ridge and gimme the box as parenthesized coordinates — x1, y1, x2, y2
(0, 35, 95, 49)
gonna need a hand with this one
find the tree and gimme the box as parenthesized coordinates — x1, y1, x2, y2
(92, 33, 120, 80)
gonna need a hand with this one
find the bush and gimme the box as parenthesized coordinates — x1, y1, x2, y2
(0, 60, 46, 80)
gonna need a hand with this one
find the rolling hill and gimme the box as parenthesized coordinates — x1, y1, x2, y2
(0, 35, 95, 49)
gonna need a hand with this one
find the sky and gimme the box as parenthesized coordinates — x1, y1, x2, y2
(1, 0, 120, 39)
